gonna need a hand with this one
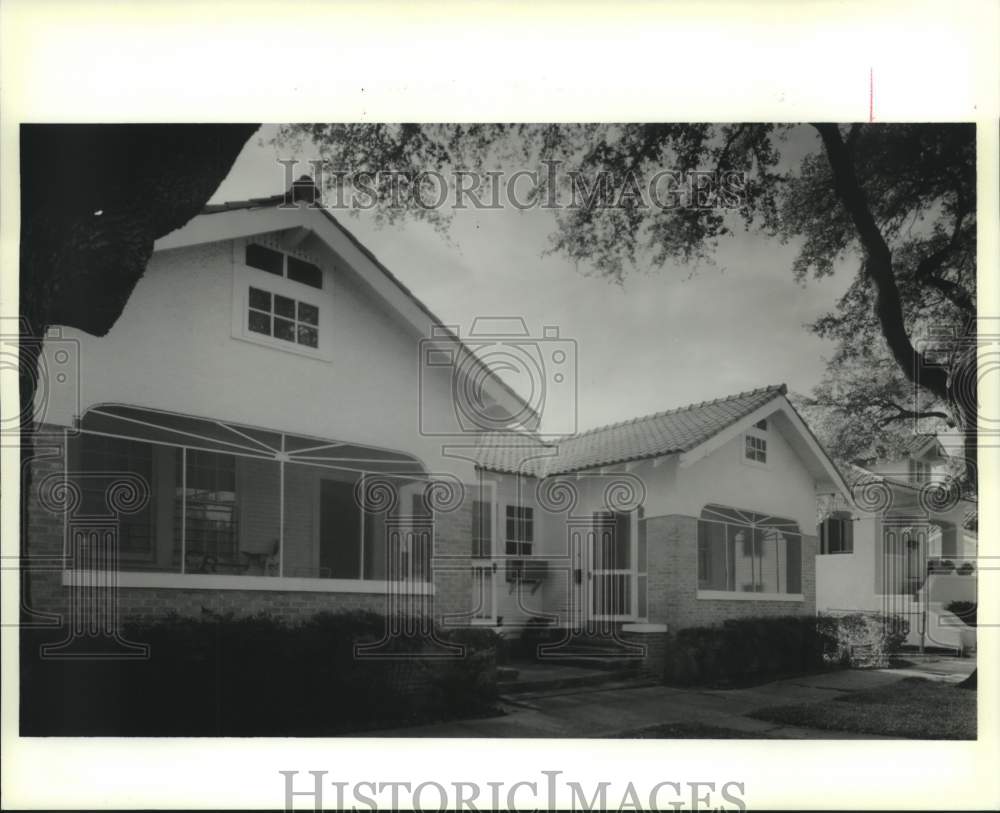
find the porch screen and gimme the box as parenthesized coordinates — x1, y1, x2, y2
(70, 405, 427, 581)
(697, 504, 801, 594)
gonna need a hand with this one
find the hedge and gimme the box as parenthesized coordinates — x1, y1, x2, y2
(661, 613, 909, 686)
(20, 610, 499, 736)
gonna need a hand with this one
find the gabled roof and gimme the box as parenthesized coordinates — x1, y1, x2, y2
(157, 178, 538, 430)
(900, 433, 947, 459)
(476, 384, 789, 477)
(844, 462, 977, 507)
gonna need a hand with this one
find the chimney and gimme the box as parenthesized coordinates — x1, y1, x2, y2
(287, 175, 322, 207)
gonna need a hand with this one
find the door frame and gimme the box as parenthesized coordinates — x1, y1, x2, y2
(584, 509, 639, 622)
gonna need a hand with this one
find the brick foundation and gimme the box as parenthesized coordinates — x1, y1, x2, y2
(620, 626, 669, 679)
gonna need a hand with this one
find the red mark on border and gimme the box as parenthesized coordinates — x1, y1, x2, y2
(869, 67, 874, 122)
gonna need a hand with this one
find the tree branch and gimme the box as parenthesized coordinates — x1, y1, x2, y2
(812, 123, 950, 400)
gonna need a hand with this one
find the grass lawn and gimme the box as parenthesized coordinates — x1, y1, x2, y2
(749, 677, 975, 740)
(616, 721, 765, 739)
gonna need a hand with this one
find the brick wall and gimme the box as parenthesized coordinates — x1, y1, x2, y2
(645, 513, 818, 631)
(111, 586, 390, 625)
(620, 627, 669, 679)
(22, 436, 70, 625)
(432, 488, 474, 626)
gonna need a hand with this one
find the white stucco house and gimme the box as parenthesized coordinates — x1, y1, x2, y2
(815, 435, 978, 652)
(27, 176, 932, 661)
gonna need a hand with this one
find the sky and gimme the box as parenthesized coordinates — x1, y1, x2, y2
(210, 125, 857, 436)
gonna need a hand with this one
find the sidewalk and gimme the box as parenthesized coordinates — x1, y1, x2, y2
(366, 657, 974, 738)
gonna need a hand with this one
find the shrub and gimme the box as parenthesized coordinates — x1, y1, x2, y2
(956, 562, 975, 576)
(20, 610, 499, 736)
(946, 601, 976, 627)
(817, 612, 909, 668)
(927, 558, 957, 574)
(661, 616, 831, 686)
(502, 616, 558, 662)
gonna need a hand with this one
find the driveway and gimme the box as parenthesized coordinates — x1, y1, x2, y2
(367, 655, 974, 738)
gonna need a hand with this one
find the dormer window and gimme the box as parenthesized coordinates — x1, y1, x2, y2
(744, 419, 768, 464)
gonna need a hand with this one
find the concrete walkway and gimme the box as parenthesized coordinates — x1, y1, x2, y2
(367, 656, 974, 739)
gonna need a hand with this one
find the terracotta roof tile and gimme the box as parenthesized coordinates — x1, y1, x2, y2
(476, 384, 787, 476)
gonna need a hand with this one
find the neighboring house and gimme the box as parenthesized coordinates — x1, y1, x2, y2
(815, 435, 978, 652)
(24, 177, 856, 661)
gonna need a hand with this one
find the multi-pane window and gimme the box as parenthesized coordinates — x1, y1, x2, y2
(177, 449, 238, 572)
(908, 458, 930, 483)
(745, 433, 767, 463)
(77, 434, 155, 561)
(246, 244, 323, 289)
(697, 504, 801, 594)
(472, 499, 493, 557)
(505, 505, 533, 556)
(820, 513, 854, 554)
(247, 286, 319, 348)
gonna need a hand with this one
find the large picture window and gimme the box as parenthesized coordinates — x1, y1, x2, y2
(697, 504, 801, 595)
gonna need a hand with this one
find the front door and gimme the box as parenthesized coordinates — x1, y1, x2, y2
(588, 511, 633, 620)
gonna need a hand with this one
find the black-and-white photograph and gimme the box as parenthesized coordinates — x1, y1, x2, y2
(2, 2, 997, 811)
(16, 121, 981, 735)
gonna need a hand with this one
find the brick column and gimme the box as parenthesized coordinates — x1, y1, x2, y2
(22, 431, 69, 626)
(432, 482, 474, 627)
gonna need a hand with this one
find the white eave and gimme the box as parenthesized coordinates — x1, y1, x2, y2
(678, 393, 852, 499)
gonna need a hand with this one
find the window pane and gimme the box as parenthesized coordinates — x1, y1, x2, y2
(296, 325, 318, 348)
(181, 451, 238, 573)
(246, 244, 284, 276)
(274, 318, 295, 342)
(248, 310, 270, 335)
(786, 534, 802, 593)
(274, 295, 296, 318)
(78, 435, 155, 563)
(698, 520, 730, 590)
(297, 301, 319, 326)
(248, 287, 271, 311)
(287, 256, 323, 289)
